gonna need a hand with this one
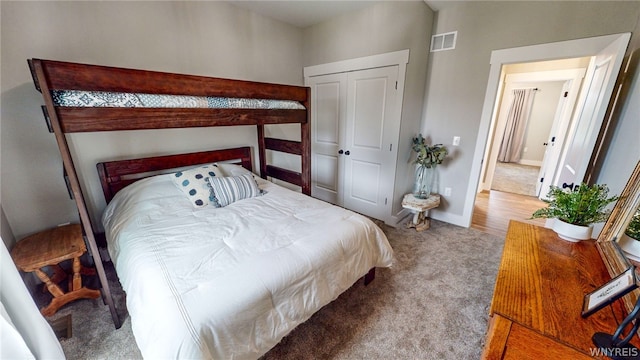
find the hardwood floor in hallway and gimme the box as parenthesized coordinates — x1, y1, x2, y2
(471, 190, 547, 238)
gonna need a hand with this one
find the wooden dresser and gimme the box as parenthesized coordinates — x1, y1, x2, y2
(482, 221, 639, 359)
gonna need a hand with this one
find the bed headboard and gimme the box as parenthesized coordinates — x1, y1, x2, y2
(97, 147, 252, 203)
(28, 58, 311, 329)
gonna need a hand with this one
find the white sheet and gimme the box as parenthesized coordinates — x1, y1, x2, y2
(103, 174, 394, 359)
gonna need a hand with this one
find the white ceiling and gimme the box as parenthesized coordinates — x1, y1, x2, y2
(229, 1, 446, 28)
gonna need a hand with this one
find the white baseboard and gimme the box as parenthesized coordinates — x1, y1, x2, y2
(430, 209, 468, 228)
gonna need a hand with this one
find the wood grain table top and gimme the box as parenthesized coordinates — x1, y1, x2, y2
(490, 221, 639, 352)
(11, 224, 86, 272)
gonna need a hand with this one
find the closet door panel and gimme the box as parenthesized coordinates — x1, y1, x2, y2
(349, 160, 382, 204)
(352, 77, 385, 150)
(308, 74, 347, 204)
(343, 66, 398, 220)
(315, 154, 339, 196)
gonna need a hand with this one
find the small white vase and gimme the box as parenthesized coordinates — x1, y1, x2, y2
(552, 219, 593, 242)
(618, 233, 640, 262)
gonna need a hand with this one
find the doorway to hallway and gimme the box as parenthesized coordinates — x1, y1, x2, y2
(461, 33, 631, 229)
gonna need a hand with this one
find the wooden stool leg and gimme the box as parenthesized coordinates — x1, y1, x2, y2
(50, 265, 68, 285)
(41, 287, 101, 317)
(35, 261, 102, 317)
(34, 268, 64, 298)
(72, 257, 82, 291)
(412, 211, 421, 225)
(43, 265, 68, 294)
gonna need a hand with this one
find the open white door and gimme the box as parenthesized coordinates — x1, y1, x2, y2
(536, 80, 574, 198)
(554, 35, 630, 190)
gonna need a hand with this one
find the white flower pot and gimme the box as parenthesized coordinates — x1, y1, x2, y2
(618, 233, 640, 262)
(552, 219, 593, 242)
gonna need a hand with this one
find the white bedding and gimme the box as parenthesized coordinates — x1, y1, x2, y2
(102, 173, 394, 359)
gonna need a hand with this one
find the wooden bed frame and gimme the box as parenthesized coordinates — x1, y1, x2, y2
(28, 59, 311, 328)
(97, 147, 253, 203)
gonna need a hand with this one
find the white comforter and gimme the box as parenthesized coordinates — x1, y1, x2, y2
(103, 174, 394, 359)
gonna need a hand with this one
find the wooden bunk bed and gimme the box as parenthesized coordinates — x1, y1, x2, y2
(28, 59, 393, 358)
(28, 58, 312, 329)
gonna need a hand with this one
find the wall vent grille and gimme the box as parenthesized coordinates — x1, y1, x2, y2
(431, 31, 457, 52)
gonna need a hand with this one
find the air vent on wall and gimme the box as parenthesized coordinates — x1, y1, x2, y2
(430, 31, 457, 52)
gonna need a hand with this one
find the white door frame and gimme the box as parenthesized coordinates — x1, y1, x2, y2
(304, 50, 409, 225)
(480, 69, 586, 196)
(462, 33, 631, 228)
(304, 49, 409, 78)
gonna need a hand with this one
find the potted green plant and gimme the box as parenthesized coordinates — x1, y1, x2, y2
(411, 134, 448, 199)
(618, 210, 640, 261)
(531, 183, 619, 242)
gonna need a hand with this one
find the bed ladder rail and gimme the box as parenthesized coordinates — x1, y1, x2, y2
(258, 124, 311, 195)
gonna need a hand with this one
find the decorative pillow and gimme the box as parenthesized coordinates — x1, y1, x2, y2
(207, 174, 262, 207)
(171, 164, 224, 207)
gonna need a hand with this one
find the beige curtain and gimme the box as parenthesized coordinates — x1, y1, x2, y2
(498, 88, 535, 163)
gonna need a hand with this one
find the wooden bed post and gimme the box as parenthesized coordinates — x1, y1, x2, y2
(301, 87, 311, 195)
(257, 124, 268, 180)
(29, 60, 121, 329)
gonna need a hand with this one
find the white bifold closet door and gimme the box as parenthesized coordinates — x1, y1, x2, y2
(308, 65, 399, 221)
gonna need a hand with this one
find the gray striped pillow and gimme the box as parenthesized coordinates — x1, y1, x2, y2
(207, 174, 261, 207)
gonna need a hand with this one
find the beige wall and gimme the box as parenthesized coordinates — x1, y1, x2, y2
(423, 1, 640, 223)
(1, 1, 303, 238)
(303, 1, 434, 217)
(595, 10, 640, 203)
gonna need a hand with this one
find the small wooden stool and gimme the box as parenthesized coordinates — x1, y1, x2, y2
(11, 224, 101, 316)
(402, 193, 441, 231)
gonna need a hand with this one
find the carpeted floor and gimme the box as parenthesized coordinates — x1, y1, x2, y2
(42, 219, 504, 359)
(491, 162, 540, 197)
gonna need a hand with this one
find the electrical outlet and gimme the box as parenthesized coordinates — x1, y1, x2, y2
(453, 136, 460, 146)
(444, 187, 452, 196)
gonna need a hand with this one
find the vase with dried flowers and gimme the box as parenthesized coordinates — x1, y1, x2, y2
(411, 134, 448, 199)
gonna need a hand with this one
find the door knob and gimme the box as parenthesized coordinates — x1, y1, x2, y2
(345, 150, 350, 156)
(338, 149, 344, 155)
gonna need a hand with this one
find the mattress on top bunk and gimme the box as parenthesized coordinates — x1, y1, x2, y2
(51, 90, 306, 109)
(102, 166, 394, 359)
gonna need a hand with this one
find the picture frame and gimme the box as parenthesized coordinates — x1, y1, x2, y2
(582, 252, 638, 318)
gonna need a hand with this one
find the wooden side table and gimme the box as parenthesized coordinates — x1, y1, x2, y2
(482, 221, 640, 358)
(11, 223, 101, 316)
(402, 193, 440, 231)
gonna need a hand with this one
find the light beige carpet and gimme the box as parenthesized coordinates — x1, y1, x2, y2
(491, 162, 540, 197)
(43, 220, 504, 359)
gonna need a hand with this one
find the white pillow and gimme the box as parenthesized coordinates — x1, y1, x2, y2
(216, 163, 255, 178)
(171, 164, 224, 207)
(207, 174, 262, 207)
